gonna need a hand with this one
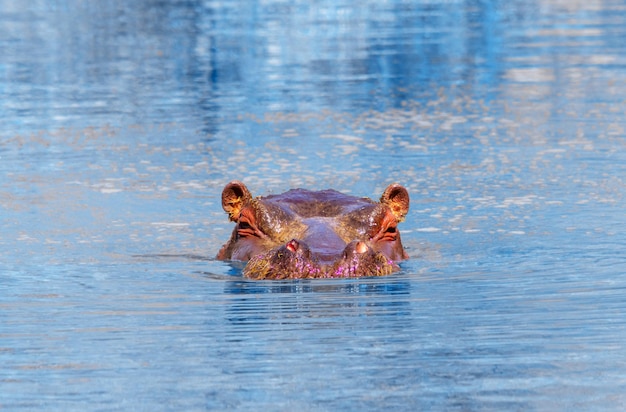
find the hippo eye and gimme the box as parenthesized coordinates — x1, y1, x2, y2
(378, 225, 398, 241)
(237, 220, 261, 238)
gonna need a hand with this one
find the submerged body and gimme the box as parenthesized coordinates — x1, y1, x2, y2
(216, 181, 410, 279)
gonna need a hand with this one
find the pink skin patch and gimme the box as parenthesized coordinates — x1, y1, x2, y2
(355, 241, 368, 254)
(286, 239, 299, 253)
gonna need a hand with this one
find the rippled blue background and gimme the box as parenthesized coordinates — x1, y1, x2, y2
(2, 1, 626, 410)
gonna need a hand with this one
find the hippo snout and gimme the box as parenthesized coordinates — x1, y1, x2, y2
(243, 238, 398, 280)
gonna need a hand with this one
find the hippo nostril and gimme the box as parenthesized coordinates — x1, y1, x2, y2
(286, 239, 299, 253)
(355, 241, 368, 254)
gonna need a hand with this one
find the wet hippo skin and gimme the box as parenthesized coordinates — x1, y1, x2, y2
(216, 181, 410, 279)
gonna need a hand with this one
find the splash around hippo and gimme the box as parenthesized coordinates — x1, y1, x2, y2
(216, 181, 410, 280)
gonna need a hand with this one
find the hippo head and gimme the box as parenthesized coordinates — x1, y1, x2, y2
(216, 181, 410, 279)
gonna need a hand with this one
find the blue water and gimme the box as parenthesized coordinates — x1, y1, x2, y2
(2, 0, 626, 410)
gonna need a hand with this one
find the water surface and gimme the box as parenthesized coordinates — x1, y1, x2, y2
(2, 0, 626, 410)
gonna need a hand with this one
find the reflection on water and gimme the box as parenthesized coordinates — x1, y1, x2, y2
(2, 0, 626, 410)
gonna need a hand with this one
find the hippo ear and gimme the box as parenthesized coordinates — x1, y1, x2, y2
(221, 181, 252, 222)
(380, 184, 410, 222)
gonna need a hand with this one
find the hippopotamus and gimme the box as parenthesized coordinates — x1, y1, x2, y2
(216, 181, 410, 279)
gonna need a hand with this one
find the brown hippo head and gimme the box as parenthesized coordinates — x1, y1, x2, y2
(216, 181, 410, 279)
